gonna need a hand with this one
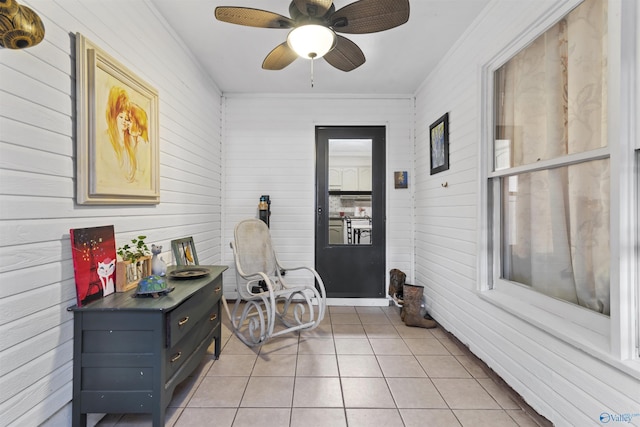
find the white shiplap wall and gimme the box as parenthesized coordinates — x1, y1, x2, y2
(0, 1, 222, 425)
(414, 0, 640, 426)
(221, 95, 415, 296)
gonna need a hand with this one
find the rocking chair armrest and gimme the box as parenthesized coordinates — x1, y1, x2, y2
(236, 270, 265, 282)
(237, 271, 279, 306)
(247, 271, 275, 292)
(277, 265, 306, 272)
(276, 265, 327, 300)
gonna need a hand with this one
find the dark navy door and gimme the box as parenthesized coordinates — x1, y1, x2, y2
(315, 126, 386, 298)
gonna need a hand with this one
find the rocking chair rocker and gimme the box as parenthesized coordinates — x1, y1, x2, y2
(229, 218, 327, 346)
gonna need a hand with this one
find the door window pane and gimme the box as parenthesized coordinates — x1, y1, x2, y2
(328, 139, 372, 245)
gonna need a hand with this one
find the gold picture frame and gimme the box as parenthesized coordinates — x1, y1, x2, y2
(75, 32, 159, 204)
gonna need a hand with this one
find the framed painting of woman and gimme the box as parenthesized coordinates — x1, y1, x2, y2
(75, 33, 159, 204)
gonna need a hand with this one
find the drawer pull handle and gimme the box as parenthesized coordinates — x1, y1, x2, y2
(209, 313, 218, 321)
(214, 286, 221, 293)
(178, 316, 189, 326)
(170, 352, 182, 363)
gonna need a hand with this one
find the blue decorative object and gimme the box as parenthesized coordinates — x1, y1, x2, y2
(135, 275, 173, 298)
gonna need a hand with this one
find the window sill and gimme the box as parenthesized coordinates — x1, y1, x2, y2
(479, 289, 640, 380)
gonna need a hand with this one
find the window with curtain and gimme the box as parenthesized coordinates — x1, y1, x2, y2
(492, 0, 610, 315)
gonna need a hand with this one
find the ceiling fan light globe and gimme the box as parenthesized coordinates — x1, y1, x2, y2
(287, 24, 336, 59)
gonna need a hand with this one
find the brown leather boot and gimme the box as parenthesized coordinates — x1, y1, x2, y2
(402, 284, 436, 328)
(389, 269, 406, 303)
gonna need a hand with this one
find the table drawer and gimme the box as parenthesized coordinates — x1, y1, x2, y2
(202, 302, 220, 341)
(165, 302, 220, 378)
(167, 279, 222, 347)
(166, 318, 201, 378)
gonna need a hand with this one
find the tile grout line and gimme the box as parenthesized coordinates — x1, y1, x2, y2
(112, 305, 552, 426)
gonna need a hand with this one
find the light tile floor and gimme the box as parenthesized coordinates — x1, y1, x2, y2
(96, 305, 551, 427)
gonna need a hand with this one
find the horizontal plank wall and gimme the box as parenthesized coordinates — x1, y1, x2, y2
(0, 1, 223, 425)
(413, 0, 640, 426)
(222, 96, 414, 296)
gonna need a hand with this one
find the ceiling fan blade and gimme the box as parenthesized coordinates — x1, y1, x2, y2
(262, 42, 298, 70)
(323, 35, 365, 72)
(292, 0, 334, 17)
(329, 0, 410, 34)
(215, 7, 294, 29)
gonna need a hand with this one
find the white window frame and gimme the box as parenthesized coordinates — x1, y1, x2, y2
(636, 148, 640, 358)
(477, 0, 639, 369)
(634, 0, 640, 360)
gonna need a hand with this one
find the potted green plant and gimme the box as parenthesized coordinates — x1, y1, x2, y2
(116, 236, 152, 292)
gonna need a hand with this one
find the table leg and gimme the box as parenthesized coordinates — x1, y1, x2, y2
(214, 322, 221, 358)
(152, 406, 165, 427)
(72, 411, 86, 427)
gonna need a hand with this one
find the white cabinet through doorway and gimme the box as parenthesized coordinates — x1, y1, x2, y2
(358, 167, 371, 191)
(341, 167, 358, 191)
(329, 167, 371, 191)
(329, 168, 342, 190)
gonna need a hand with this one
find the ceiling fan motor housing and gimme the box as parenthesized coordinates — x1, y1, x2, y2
(290, 2, 334, 19)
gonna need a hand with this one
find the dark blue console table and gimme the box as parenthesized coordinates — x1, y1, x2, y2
(71, 265, 227, 426)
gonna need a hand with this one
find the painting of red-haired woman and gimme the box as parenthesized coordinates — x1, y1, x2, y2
(75, 33, 159, 204)
(98, 86, 151, 187)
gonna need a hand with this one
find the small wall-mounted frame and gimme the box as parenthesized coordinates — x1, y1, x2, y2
(394, 171, 408, 189)
(171, 237, 199, 266)
(429, 112, 449, 175)
(75, 32, 160, 204)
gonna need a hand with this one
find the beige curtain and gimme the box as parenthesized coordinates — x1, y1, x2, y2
(496, 0, 610, 314)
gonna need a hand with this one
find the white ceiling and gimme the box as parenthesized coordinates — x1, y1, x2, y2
(150, 0, 491, 95)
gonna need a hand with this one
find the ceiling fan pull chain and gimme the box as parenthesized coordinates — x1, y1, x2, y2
(310, 57, 315, 88)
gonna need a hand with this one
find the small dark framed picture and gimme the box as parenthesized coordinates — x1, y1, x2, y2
(429, 112, 449, 175)
(394, 171, 408, 189)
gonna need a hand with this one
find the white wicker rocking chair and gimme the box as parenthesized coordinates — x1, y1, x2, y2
(229, 218, 327, 346)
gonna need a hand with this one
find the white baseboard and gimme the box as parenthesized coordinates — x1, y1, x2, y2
(326, 298, 389, 306)
(222, 293, 391, 307)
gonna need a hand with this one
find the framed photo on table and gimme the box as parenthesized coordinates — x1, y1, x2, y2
(171, 237, 199, 266)
(429, 112, 449, 175)
(75, 32, 160, 204)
